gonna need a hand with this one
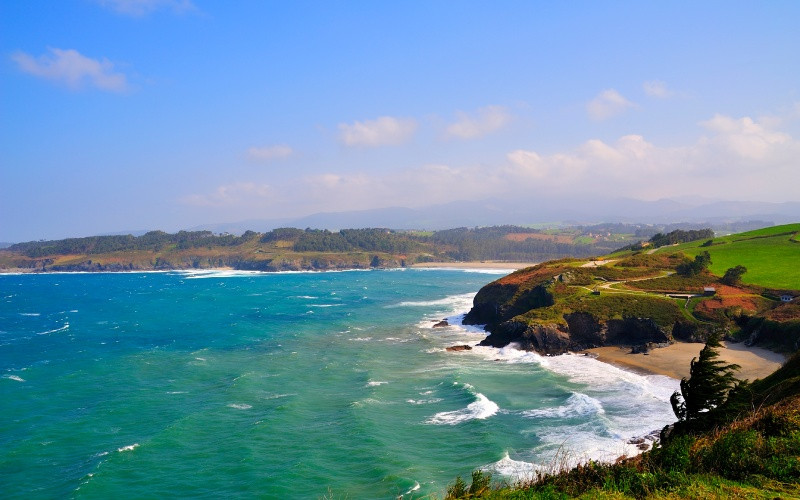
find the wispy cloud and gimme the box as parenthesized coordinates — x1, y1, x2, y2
(338, 116, 417, 147)
(180, 182, 273, 207)
(12, 48, 128, 92)
(96, 0, 195, 16)
(642, 80, 675, 99)
(247, 145, 293, 162)
(586, 89, 635, 120)
(445, 105, 512, 140)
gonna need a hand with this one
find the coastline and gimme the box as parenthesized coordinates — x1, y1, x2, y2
(411, 261, 537, 270)
(1, 262, 535, 275)
(584, 341, 787, 381)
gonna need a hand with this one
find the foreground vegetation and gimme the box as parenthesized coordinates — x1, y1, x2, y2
(443, 349, 800, 500)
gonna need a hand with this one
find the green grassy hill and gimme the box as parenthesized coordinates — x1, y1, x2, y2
(655, 223, 800, 290)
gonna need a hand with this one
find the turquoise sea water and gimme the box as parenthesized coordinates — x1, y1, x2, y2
(1, 269, 679, 499)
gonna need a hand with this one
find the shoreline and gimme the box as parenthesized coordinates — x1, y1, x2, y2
(410, 261, 537, 270)
(1, 262, 535, 275)
(584, 341, 787, 381)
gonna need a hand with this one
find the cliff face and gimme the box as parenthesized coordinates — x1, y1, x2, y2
(464, 261, 689, 355)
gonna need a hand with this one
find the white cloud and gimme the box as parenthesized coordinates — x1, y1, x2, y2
(12, 48, 128, 92)
(643, 80, 674, 99)
(338, 116, 417, 147)
(247, 145, 293, 162)
(586, 89, 635, 120)
(96, 0, 195, 16)
(181, 182, 272, 207)
(180, 112, 800, 217)
(700, 114, 791, 160)
(445, 105, 512, 139)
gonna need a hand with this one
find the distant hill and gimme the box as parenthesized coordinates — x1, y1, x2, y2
(189, 197, 799, 235)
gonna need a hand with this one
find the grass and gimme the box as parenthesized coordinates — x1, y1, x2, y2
(656, 223, 800, 290)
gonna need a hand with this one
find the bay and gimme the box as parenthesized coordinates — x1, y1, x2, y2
(0, 270, 678, 499)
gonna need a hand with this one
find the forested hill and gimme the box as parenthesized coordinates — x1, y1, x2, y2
(1, 224, 682, 272)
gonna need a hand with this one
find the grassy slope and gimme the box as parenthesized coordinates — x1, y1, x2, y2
(656, 223, 800, 290)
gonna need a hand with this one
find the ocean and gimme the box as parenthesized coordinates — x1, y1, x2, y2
(0, 269, 679, 499)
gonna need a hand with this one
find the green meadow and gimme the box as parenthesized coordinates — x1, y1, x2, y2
(658, 223, 800, 290)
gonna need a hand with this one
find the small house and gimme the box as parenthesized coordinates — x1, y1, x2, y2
(703, 287, 716, 296)
(781, 294, 795, 303)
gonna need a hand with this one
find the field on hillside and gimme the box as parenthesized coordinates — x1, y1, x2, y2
(657, 223, 800, 290)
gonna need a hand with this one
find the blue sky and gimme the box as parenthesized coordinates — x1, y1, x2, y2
(2, 1, 799, 241)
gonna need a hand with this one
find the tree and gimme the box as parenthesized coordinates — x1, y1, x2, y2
(676, 251, 711, 277)
(670, 332, 740, 428)
(721, 265, 747, 286)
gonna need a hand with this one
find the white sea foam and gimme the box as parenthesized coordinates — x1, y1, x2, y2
(309, 304, 343, 307)
(407, 398, 443, 405)
(366, 381, 387, 387)
(117, 443, 139, 452)
(388, 292, 476, 309)
(228, 403, 252, 410)
(426, 393, 499, 425)
(19, 312, 40, 316)
(36, 323, 69, 335)
(179, 269, 264, 279)
(522, 392, 605, 419)
(484, 452, 542, 481)
(348, 337, 372, 342)
(402, 481, 421, 495)
(4, 374, 25, 382)
(295, 295, 319, 299)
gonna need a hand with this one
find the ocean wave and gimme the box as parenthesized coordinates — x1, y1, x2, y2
(117, 443, 139, 453)
(228, 403, 253, 410)
(407, 398, 443, 405)
(387, 292, 476, 309)
(366, 380, 388, 387)
(180, 270, 264, 279)
(426, 392, 499, 425)
(4, 374, 25, 382)
(36, 323, 69, 335)
(19, 312, 40, 316)
(483, 452, 542, 481)
(522, 392, 605, 419)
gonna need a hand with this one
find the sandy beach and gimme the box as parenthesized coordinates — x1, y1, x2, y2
(586, 341, 787, 381)
(410, 261, 537, 270)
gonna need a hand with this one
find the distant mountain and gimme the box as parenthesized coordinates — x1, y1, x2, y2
(189, 197, 799, 235)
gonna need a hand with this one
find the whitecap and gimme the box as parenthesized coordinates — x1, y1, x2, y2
(36, 323, 69, 335)
(407, 398, 443, 405)
(402, 482, 421, 495)
(366, 381, 387, 387)
(228, 403, 252, 410)
(19, 312, 40, 316)
(522, 392, 605, 419)
(4, 374, 25, 382)
(483, 452, 542, 481)
(426, 393, 499, 425)
(117, 443, 139, 452)
(348, 337, 372, 342)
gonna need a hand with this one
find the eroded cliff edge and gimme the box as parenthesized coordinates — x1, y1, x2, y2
(462, 258, 723, 355)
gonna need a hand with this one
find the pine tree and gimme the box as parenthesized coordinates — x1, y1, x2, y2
(670, 332, 740, 428)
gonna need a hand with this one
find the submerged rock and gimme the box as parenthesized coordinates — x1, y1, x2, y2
(446, 345, 473, 352)
(432, 319, 449, 328)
